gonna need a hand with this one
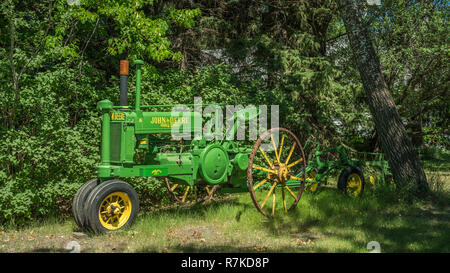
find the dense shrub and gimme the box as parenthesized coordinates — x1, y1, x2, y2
(0, 62, 285, 225)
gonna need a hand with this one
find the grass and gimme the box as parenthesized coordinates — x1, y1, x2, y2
(0, 160, 449, 253)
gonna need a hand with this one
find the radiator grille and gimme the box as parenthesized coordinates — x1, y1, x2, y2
(110, 122, 122, 162)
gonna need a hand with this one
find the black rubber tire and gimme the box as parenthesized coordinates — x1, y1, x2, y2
(72, 178, 100, 229)
(337, 166, 365, 195)
(83, 180, 139, 233)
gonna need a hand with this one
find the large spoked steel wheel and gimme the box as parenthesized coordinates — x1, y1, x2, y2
(248, 127, 307, 217)
(165, 178, 218, 205)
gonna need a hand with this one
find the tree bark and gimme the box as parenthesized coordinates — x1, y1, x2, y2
(338, 0, 429, 196)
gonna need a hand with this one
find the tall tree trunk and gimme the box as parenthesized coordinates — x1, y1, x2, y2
(338, 0, 429, 197)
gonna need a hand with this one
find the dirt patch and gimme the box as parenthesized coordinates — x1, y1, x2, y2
(167, 225, 223, 245)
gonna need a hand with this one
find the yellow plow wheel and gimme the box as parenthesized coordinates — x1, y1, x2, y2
(305, 170, 319, 193)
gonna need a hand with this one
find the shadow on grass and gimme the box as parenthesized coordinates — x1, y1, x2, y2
(134, 243, 304, 253)
(137, 194, 256, 221)
(29, 247, 70, 253)
(127, 186, 450, 253)
(259, 187, 450, 252)
(61, 185, 448, 253)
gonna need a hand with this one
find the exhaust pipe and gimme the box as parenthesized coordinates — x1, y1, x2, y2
(119, 60, 129, 106)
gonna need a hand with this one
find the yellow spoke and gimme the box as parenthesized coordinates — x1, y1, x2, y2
(272, 190, 276, 216)
(252, 165, 277, 174)
(181, 186, 190, 202)
(279, 134, 285, 161)
(258, 146, 273, 168)
(284, 185, 298, 201)
(261, 182, 277, 209)
(253, 178, 268, 191)
(170, 184, 179, 191)
(270, 134, 280, 162)
(282, 188, 287, 214)
(285, 142, 296, 165)
(290, 175, 304, 181)
(287, 158, 304, 168)
(205, 186, 211, 196)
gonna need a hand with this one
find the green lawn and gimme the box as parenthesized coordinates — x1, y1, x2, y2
(0, 161, 449, 253)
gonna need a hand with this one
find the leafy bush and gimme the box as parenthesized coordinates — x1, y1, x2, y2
(0, 61, 279, 226)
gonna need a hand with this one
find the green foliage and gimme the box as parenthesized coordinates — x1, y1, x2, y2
(0, 0, 201, 225)
(0, 0, 448, 226)
(367, 0, 449, 148)
(0, 63, 102, 225)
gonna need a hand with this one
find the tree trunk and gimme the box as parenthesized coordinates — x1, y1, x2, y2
(338, 0, 429, 196)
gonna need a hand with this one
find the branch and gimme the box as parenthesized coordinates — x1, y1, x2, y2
(327, 32, 347, 43)
(396, 58, 437, 106)
(78, 17, 100, 75)
(16, 0, 54, 89)
(80, 17, 100, 58)
(8, 10, 17, 94)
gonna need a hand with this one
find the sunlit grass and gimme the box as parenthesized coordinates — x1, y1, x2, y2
(1, 160, 449, 253)
(110, 181, 449, 253)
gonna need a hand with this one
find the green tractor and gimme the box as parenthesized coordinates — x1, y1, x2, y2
(72, 60, 390, 233)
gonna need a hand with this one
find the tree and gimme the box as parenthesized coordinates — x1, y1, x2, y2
(337, 0, 429, 196)
(369, 0, 449, 148)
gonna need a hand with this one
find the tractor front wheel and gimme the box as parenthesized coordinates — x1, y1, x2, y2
(83, 180, 139, 233)
(72, 178, 100, 229)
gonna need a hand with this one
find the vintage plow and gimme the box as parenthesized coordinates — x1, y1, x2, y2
(72, 60, 391, 233)
(300, 140, 391, 195)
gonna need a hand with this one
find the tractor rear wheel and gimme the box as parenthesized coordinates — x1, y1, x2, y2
(247, 127, 307, 217)
(72, 178, 100, 229)
(338, 166, 365, 196)
(83, 180, 139, 233)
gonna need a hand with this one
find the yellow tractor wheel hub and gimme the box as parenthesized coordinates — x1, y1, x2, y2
(98, 192, 132, 230)
(347, 173, 362, 196)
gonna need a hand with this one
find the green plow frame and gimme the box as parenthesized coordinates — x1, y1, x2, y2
(279, 140, 392, 191)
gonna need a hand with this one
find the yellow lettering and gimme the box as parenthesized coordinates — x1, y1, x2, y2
(110, 112, 125, 121)
(149, 116, 191, 127)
